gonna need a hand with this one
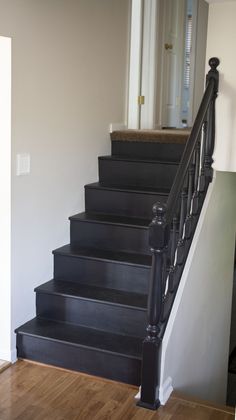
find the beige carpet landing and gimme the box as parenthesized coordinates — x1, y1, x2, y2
(111, 129, 190, 144)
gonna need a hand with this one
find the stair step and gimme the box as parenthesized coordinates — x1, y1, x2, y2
(16, 318, 142, 385)
(35, 280, 147, 337)
(35, 279, 147, 308)
(111, 142, 185, 161)
(53, 245, 151, 293)
(69, 212, 151, 255)
(85, 182, 169, 219)
(98, 155, 178, 189)
(110, 129, 189, 144)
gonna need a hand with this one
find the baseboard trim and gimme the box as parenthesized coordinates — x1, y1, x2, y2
(134, 378, 173, 407)
(159, 376, 173, 405)
(0, 348, 17, 363)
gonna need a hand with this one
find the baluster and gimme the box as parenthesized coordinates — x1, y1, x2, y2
(199, 120, 208, 193)
(179, 188, 187, 240)
(185, 163, 195, 239)
(138, 203, 169, 410)
(168, 215, 178, 293)
(187, 164, 194, 216)
(194, 140, 201, 192)
(176, 187, 187, 266)
(171, 216, 177, 265)
(192, 139, 201, 215)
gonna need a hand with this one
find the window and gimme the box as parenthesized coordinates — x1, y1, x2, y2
(184, 14, 192, 89)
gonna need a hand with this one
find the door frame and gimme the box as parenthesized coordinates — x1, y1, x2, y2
(140, 0, 159, 129)
(127, 0, 143, 129)
(128, 0, 200, 129)
(127, 0, 159, 129)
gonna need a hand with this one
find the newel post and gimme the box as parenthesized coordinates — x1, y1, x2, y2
(200, 57, 220, 191)
(137, 203, 170, 410)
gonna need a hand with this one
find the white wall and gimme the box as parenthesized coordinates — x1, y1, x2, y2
(159, 171, 236, 404)
(0, 37, 11, 361)
(206, 0, 236, 172)
(0, 0, 130, 360)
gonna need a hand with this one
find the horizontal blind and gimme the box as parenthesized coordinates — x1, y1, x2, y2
(184, 14, 192, 89)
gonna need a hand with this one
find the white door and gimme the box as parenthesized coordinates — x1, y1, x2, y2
(161, 0, 185, 128)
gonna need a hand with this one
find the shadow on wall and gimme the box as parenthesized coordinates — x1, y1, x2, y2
(215, 75, 236, 171)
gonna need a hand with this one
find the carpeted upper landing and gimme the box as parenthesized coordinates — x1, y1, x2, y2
(111, 129, 190, 144)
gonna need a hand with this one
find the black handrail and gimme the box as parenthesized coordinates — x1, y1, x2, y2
(137, 57, 220, 410)
(166, 78, 214, 222)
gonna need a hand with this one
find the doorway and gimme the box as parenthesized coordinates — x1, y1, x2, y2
(127, 0, 209, 130)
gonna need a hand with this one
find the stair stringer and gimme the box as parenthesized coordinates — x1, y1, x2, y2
(157, 171, 236, 405)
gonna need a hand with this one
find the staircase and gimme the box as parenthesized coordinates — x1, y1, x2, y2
(15, 130, 187, 385)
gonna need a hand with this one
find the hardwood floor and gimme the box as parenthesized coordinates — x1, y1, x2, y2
(0, 359, 11, 374)
(0, 360, 234, 420)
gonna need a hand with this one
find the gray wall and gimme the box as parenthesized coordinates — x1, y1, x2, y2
(0, 0, 130, 356)
(159, 171, 236, 404)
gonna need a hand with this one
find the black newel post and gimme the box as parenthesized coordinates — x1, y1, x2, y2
(204, 57, 219, 182)
(137, 203, 169, 410)
(200, 57, 219, 191)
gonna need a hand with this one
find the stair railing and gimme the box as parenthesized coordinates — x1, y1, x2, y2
(138, 57, 220, 410)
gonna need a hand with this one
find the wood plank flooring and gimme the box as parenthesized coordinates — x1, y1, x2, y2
(0, 359, 11, 374)
(0, 360, 234, 420)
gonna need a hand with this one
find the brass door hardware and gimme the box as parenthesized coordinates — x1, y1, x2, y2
(165, 43, 173, 50)
(138, 95, 145, 105)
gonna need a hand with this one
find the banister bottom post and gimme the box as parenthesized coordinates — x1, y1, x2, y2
(137, 337, 161, 410)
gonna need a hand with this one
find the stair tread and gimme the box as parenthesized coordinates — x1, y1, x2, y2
(35, 279, 147, 309)
(69, 212, 150, 228)
(99, 155, 179, 165)
(110, 129, 189, 144)
(16, 318, 143, 359)
(85, 182, 170, 195)
(53, 244, 152, 267)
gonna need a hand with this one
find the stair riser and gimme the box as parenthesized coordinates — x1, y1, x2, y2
(85, 187, 167, 219)
(112, 141, 185, 161)
(70, 220, 150, 255)
(99, 158, 178, 189)
(17, 334, 141, 385)
(36, 293, 147, 337)
(54, 254, 150, 294)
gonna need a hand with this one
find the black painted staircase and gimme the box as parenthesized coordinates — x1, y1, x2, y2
(16, 131, 187, 385)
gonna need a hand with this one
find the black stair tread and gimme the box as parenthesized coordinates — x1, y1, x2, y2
(69, 212, 150, 228)
(85, 182, 170, 196)
(53, 244, 152, 267)
(16, 318, 143, 359)
(99, 155, 179, 165)
(35, 279, 147, 309)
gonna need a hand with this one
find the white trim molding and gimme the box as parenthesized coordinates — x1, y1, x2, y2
(0, 36, 12, 363)
(140, 0, 158, 129)
(127, 0, 143, 129)
(159, 376, 173, 405)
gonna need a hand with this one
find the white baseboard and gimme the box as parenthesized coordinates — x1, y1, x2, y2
(109, 123, 127, 133)
(134, 378, 173, 406)
(11, 348, 17, 363)
(159, 376, 173, 405)
(0, 348, 17, 363)
(134, 386, 141, 400)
